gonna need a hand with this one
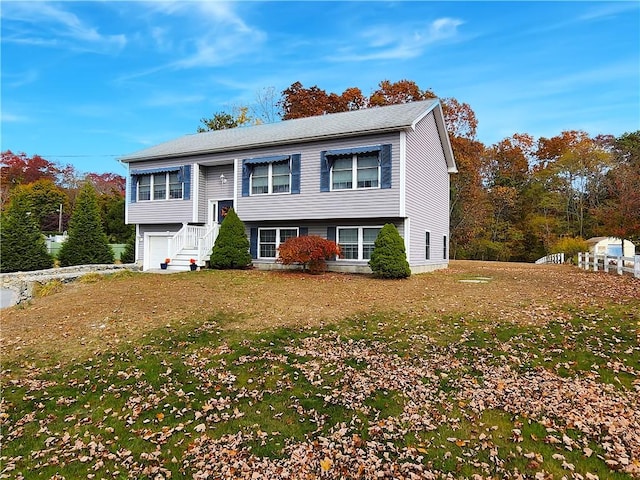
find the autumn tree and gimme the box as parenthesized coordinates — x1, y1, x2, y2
(369, 79, 435, 106)
(198, 107, 258, 132)
(1, 151, 61, 208)
(58, 182, 114, 266)
(593, 131, 640, 246)
(11, 179, 68, 233)
(0, 189, 53, 272)
(277, 235, 340, 274)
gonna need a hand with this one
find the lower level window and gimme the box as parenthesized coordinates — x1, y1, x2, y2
(337, 226, 381, 260)
(258, 227, 298, 258)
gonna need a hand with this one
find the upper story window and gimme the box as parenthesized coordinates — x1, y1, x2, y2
(242, 154, 301, 197)
(331, 152, 380, 190)
(130, 166, 191, 203)
(321, 144, 392, 192)
(251, 161, 290, 195)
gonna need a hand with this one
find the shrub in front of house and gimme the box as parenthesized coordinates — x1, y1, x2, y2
(368, 223, 411, 279)
(58, 182, 115, 267)
(0, 190, 53, 273)
(210, 208, 252, 269)
(277, 235, 340, 274)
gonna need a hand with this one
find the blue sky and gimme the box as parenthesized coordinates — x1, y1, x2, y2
(2, 1, 639, 176)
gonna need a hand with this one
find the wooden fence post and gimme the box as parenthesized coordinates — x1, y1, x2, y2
(593, 254, 599, 272)
(635, 255, 640, 279)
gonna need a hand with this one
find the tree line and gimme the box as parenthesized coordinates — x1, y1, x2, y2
(200, 80, 640, 262)
(0, 152, 133, 272)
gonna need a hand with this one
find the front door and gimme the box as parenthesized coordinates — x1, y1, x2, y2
(208, 199, 234, 226)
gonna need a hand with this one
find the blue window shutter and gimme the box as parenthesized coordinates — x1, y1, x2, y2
(130, 176, 137, 203)
(327, 226, 336, 242)
(327, 226, 337, 260)
(291, 154, 301, 194)
(242, 161, 251, 197)
(320, 151, 330, 192)
(299, 227, 308, 236)
(250, 227, 258, 259)
(380, 144, 392, 189)
(182, 165, 191, 200)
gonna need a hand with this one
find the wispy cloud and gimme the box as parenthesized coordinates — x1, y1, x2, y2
(328, 17, 464, 62)
(117, 1, 265, 80)
(1, 69, 39, 88)
(0, 112, 30, 123)
(0, 2, 126, 54)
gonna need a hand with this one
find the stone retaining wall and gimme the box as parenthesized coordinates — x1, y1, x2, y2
(0, 264, 142, 305)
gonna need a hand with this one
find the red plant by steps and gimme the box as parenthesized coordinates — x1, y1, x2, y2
(277, 235, 341, 274)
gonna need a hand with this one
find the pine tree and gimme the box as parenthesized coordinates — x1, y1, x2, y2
(210, 208, 252, 269)
(368, 223, 411, 279)
(0, 191, 54, 272)
(58, 182, 115, 266)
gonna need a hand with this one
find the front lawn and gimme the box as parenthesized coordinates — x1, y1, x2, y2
(1, 261, 638, 479)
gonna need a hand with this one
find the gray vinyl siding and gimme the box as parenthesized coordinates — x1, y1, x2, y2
(405, 111, 450, 266)
(235, 133, 401, 222)
(136, 224, 182, 263)
(126, 158, 194, 225)
(203, 164, 235, 209)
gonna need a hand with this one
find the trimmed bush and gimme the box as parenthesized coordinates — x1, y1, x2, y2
(550, 236, 589, 264)
(58, 182, 115, 266)
(277, 235, 340, 274)
(368, 223, 411, 279)
(210, 208, 252, 269)
(0, 191, 53, 272)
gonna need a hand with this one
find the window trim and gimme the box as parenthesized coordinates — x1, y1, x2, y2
(330, 153, 381, 191)
(425, 231, 431, 260)
(136, 171, 183, 202)
(250, 160, 291, 196)
(257, 227, 299, 259)
(336, 225, 383, 261)
(443, 234, 448, 260)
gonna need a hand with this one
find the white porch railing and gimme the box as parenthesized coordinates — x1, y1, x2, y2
(198, 224, 220, 265)
(535, 253, 564, 264)
(578, 252, 640, 278)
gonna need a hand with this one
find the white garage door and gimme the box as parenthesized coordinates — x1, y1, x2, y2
(146, 235, 171, 270)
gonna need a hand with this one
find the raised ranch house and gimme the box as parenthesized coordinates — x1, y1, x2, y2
(120, 100, 457, 273)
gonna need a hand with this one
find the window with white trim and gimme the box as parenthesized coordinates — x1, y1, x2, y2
(337, 226, 381, 260)
(251, 160, 290, 195)
(331, 152, 380, 190)
(425, 231, 431, 260)
(258, 227, 298, 258)
(137, 171, 183, 201)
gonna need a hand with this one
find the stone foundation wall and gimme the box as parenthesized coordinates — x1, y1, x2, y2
(0, 264, 142, 306)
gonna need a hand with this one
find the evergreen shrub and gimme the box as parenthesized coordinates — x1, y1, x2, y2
(58, 182, 115, 266)
(210, 208, 252, 269)
(368, 223, 411, 279)
(0, 191, 53, 272)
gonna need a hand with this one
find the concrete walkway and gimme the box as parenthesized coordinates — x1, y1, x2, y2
(1, 288, 18, 309)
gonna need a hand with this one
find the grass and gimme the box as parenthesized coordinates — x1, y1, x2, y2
(1, 262, 639, 478)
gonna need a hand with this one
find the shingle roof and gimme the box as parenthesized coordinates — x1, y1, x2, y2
(119, 99, 442, 162)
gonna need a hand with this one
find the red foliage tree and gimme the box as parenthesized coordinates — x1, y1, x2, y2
(276, 235, 341, 274)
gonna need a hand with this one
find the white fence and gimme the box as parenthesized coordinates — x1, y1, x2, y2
(535, 253, 565, 264)
(578, 252, 640, 278)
